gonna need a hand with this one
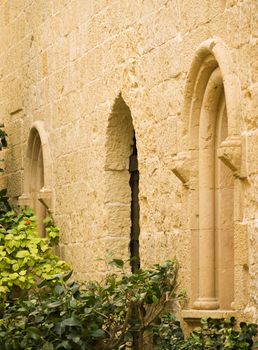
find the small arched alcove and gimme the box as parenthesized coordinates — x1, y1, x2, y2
(172, 38, 246, 312)
(19, 121, 53, 237)
(105, 94, 140, 272)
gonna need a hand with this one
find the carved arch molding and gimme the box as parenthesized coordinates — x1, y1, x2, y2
(172, 37, 247, 311)
(172, 37, 246, 186)
(19, 121, 53, 234)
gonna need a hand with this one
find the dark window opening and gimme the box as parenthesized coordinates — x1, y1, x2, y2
(129, 134, 140, 273)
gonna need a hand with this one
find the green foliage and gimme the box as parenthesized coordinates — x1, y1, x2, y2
(0, 208, 70, 299)
(153, 313, 185, 349)
(180, 317, 258, 350)
(154, 316, 258, 350)
(0, 280, 102, 350)
(44, 215, 62, 247)
(0, 259, 182, 350)
(0, 124, 69, 299)
(0, 256, 257, 350)
(94, 258, 182, 349)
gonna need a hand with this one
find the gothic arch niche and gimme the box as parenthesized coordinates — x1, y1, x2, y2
(19, 121, 53, 237)
(195, 68, 234, 310)
(172, 38, 246, 312)
(105, 94, 140, 271)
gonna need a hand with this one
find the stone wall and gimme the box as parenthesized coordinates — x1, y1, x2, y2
(0, 0, 257, 325)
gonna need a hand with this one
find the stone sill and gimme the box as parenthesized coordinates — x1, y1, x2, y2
(182, 309, 237, 323)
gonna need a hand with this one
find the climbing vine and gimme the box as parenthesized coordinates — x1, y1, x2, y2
(0, 125, 69, 300)
(0, 208, 69, 298)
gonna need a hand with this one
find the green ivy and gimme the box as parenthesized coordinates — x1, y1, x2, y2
(0, 208, 70, 299)
(180, 317, 258, 350)
(153, 313, 185, 349)
(154, 315, 258, 350)
(0, 124, 70, 300)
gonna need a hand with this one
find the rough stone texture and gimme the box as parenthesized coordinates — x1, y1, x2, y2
(0, 0, 257, 325)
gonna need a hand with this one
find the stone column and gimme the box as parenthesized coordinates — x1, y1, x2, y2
(193, 68, 221, 310)
(193, 146, 219, 310)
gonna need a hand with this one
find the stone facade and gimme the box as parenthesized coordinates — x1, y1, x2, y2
(0, 0, 257, 326)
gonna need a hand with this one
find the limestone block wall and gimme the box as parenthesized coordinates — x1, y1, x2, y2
(0, 0, 257, 324)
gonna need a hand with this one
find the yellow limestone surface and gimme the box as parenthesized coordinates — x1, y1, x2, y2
(0, 0, 257, 325)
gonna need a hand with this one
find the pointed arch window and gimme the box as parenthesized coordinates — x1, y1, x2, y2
(19, 121, 53, 237)
(30, 128, 45, 235)
(105, 94, 140, 271)
(195, 68, 234, 309)
(172, 38, 245, 311)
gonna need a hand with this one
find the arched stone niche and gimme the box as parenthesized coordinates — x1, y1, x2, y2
(19, 121, 53, 236)
(104, 94, 140, 270)
(172, 38, 247, 314)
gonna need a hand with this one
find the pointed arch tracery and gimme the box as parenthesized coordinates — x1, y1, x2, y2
(19, 121, 53, 236)
(172, 37, 245, 311)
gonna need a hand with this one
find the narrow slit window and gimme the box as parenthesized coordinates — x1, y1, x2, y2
(129, 134, 140, 272)
(105, 94, 141, 270)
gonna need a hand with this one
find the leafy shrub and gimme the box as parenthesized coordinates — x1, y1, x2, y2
(0, 208, 70, 299)
(181, 317, 258, 350)
(154, 315, 258, 350)
(0, 258, 257, 350)
(153, 313, 185, 349)
(0, 124, 69, 300)
(0, 259, 182, 350)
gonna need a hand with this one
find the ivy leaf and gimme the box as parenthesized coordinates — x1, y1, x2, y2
(54, 285, 65, 295)
(56, 341, 71, 349)
(19, 270, 26, 276)
(63, 270, 73, 282)
(90, 329, 106, 338)
(19, 276, 26, 283)
(109, 259, 124, 269)
(48, 300, 63, 308)
(42, 342, 54, 350)
(13, 263, 19, 271)
(26, 327, 41, 340)
(16, 250, 30, 258)
(61, 317, 81, 327)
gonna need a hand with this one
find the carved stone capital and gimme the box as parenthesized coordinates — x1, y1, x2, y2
(38, 187, 53, 211)
(217, 136, 244, 178)
(171, 151, 191, 187)
(18, 193, 32, 207)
